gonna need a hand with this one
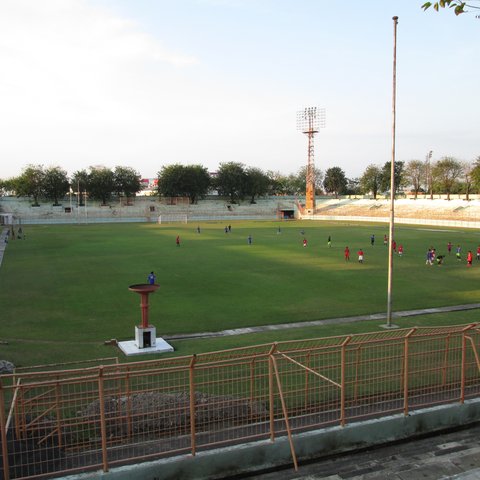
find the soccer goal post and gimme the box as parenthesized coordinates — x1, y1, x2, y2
(158, 214, 188, 224)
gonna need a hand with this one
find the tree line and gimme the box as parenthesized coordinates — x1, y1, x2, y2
(0, 162, 355, 206)
(359, 156, 480, 201)
(1, 156, 480, 206)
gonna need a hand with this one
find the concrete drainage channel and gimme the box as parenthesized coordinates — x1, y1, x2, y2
(60, 398, 480, 480)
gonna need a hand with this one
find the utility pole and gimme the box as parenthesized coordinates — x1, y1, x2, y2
(426, 150, 433, 199)
(385, 16, 399, 329)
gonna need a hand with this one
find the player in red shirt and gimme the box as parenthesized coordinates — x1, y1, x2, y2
(357, 249, 364, 263)
(344, 246, 350, 261)
(476, 245, 480, 261)
(467, 250, 473, 267)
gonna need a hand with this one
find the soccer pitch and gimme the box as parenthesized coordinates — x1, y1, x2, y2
(1, 220, 479, 367)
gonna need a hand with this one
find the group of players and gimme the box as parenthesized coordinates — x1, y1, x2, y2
(426, 242, 480, 267)
(341, 234, 402, 264)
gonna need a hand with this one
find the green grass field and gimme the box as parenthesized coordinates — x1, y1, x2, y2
(1, 220, 479, 367)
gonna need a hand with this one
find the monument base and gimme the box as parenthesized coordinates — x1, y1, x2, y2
(118, 337, 174, 356)
(135, 325, 157, 348)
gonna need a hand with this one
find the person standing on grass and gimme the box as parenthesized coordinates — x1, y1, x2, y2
(357, 249, 364, 263)
(327, 235, 332, 248)
(447, 242, 452, 255)
(476, 245, 480, 261)
(456, 245, 461, 261)
(384, 234, 388, 246)
(247, 235, 252, 245)
(398, 244, 403, 257)
(370, 234, 375, 246)
(344, 246, 350, 261)
(425, 249, 431, 265)
(303, 238, 308, 248)
(467, 250, 473, 267)
(176, 235, 180, 247)
(147, 271, 156, 285)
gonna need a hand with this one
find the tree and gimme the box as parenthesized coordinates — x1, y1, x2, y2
(71, 169, 89, 206)
(113, 166, 142, 201)
(359, 164, 382, 199)
(471, 156, 480, 191)
(214, 162, 247, 204)
(43, 166, 70, 206)
(244, 167, 270, 203)
(422, 1, 480, 15)
(14, 165, 45, 206)
(404, 160, 426, 199)
(157, 164, 210, 204)
(183, 165, 211, 204)
(431, 156, 463, 200)
(346, 177, 361, 196)
(380, 161, 405, 194)
(266, 171, 290, 195)
(88, 167, 115, 205)
(0, 178, 16, 196)
(461, 161, 475, 200)
(295, 166, 324, 195)
(157, 164, 184, 199)
(323, 167, 347, 198)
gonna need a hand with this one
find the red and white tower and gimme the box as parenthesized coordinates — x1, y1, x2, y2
(297, 107, 326, 214)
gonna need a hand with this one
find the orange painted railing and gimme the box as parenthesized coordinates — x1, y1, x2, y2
(1, 323, 480, 479)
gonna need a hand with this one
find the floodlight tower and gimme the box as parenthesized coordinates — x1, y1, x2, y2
(297, 107, 326, 213)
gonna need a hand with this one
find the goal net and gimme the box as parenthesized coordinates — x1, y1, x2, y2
(158, 214, 188, 224)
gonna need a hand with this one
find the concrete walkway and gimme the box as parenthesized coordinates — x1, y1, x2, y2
(164, 303, 480, 341)
(247, 422, 480, 480)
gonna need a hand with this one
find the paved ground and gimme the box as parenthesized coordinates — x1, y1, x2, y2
(164, 303, 480, 341)
(240, 423, 480, 480)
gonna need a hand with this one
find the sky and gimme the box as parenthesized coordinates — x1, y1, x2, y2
(0, 0, 478, 181)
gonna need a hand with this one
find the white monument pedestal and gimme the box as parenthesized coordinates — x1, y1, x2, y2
(118, 325, 174, 356)
(135, 325, 156, 348)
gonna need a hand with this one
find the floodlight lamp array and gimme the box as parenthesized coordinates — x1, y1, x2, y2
(296, 106, 326, 133)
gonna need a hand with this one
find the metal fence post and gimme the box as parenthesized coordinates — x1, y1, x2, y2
(97, 367, 109, 472)
(189, 354, 197, 456)
(460, 325, 475, 404)
(340, 337, 352, 427)
(0, 378, 10, 480)
(125, 370, 132, 439)
(403, 328, 416, 416)
(270, 354, 298, 471)
(55, 379, 63, 448)
(268, 343, 277, 442)
(461, 331, 467, 404)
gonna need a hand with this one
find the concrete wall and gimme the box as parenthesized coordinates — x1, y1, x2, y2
(0, 196, 293, 224)
(4, 196, 480, 226)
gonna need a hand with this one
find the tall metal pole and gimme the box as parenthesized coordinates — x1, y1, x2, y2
(386, 16, 399, 328)
(427, 150, 433, 199)
(297, 107, 325, 215)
